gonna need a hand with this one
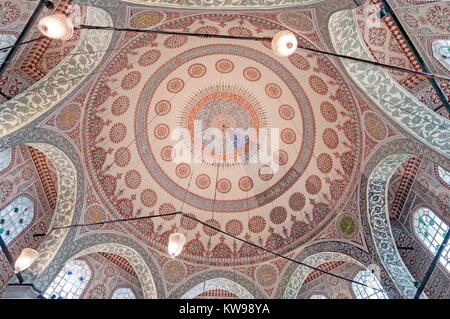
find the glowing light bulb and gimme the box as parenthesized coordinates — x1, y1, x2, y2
(271, 30, 298, 57)
(168, 233, 186, 259)
(14, 248, 40, 273)
(38, 14, 74, 41)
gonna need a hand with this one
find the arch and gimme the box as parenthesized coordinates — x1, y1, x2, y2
(43, 259, 91, 299)
(281, 251, 368, 299)
(70, 243, 157, 299)
(0, 128, 85, 282)
(0, 6, 113, 139)
(169, 269, 266, 299)
(119, 0, 324, 10)
(0, 148, 12, 172)
(32, 233, 164, 299)
(329, 8, 450, 159)
(437, 166, 450, 186)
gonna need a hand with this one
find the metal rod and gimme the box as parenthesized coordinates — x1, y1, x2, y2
(380, 0, 450, 114)
(0, 235, 24, 284)
(0, 1, 48, 77)
(31, 211, 382, 292)
(414, 229, 450, 299)
(79, 24, 450, 82)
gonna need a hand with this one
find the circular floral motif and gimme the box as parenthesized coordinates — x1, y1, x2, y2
(274, 150, 289, 166)
(265, 83, 282, 99)
(167, 78, 184, 93)
(56, 103, 81, 130)
(109, 123, 127, 144)
(337, 214, 358, 238)
(203, 219, 220, 236)
(104, 266, 116, 277)
(112, 96, 130, 117)
(289, 53, 310, 71)
(163, 260, 186, 283)
(130, 11, 163, 28)
(195, 26, 220, 34)
(228, 26, 253, 36)
(225, 220, 244, 236)
(114, 147, 131, 168)
(259, 165, 274, 181)
(238, 176, 253, 192)
(217, 178, 232, 193)
(176, 163, 191, 179)
(21, 167, 33, 181)
(159, 203, 176, 220)
(289, 192, 306, 211)
(255, 264, 278, 288)
(279, 104, 295, 120)
(181, 212, 198, 230)
(309, 75, 328, 95)
(316, 153, 333, 174)
(188, 63, 207, 78)
(164, 35, 188, 49)
(155, 100, 171, 116)
(323, 128, 339, 150)
(242, 67, 261, 82)
(125, 170, 142, 189)
(305, 175, 322, 195)
(140, 188, 157, 208)
(248, 216, 266, 233)
(138, 49, 161, 67)
(121, 71, 141, 90)
(215, 59, 234, 73)
(281, 128, 296, 144)
(196, 174, 211, 189)
(270, 206, 288, 225)
(154, 124, 170, 140)
(161, 146, 175, 162)
(363, 112, 387, 141)
(320, 101, 337, 123)
(84, 205, 106, 230)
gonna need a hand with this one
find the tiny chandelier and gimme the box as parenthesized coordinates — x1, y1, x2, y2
(14, 248, 40, 273)
(168, 233, 186, 259)
(38, 13, 74, 41)
(271, 30, 298, 57)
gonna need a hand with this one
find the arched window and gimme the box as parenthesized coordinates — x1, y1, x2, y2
(0, 196, 34, 245)
(111, 287, 136, 299)
(413, 207, 449, 272)
(0, 148, 12, 172)
(352, 271, 388, 299)
(44, 259, 91, 299)
(310, 294, 327, 299)
(437, 166, 450, 186)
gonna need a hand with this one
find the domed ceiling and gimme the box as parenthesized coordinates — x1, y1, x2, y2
(80, 11, 364, 266)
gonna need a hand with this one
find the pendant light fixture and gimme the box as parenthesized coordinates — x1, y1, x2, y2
(271, 30, 298, 57)
(38, 13, 74, 41)
(14, 248, 40, 273)
(167, 233, 186, 259)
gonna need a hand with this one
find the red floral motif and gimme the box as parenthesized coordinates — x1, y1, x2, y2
(289, 192, 306, 212)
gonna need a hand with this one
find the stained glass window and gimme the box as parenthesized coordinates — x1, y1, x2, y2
(352, 271, 388, 299)
(310, 294, 327, 299)
(111, 287, 136, 299)
(437, 166, 450, 186)
(0, 196, 34, 245)
(43, 259, 91, 299)
(413, 207, 449, 272)
(0, 148, 12, 172)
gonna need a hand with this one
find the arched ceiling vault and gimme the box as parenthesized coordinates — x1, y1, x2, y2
(1, 0, 449, 298)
